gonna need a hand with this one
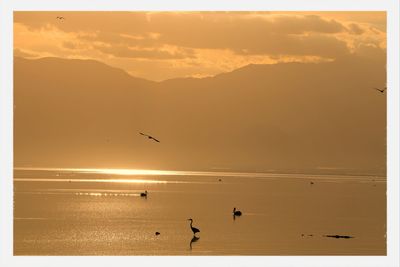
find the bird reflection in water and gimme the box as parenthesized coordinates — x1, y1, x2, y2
(189, 236, 200, 250)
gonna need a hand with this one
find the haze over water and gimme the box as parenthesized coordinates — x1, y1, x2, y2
(14, 168, 386, 255)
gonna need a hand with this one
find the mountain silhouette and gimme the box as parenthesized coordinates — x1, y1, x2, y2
(14, 56, 386, 174)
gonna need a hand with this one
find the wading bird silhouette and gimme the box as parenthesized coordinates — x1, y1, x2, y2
(373, 87, 386, 93)
(139, 132, 160, 143)
(187, 218, 200, 236)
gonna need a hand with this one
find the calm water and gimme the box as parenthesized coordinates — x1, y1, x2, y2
(14, 168, 386, 255)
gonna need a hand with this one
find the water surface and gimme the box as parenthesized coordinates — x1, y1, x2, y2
(14, 168, 386, 255)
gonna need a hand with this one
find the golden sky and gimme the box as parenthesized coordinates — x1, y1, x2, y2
(14, 11, 386, 81)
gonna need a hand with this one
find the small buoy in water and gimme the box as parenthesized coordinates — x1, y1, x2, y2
(155, 232, 160, 236)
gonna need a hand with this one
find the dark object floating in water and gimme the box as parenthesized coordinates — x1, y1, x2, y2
(310, 181, 314, 185)
(233, 207, 242, 216)
(140, 190, 148, 197)
(155, 232, 160, 236)
(325, 235, 354, 239)
(218, 178, 222, 182)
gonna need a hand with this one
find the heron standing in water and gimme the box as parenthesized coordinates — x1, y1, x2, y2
(187, 218, 200, 236)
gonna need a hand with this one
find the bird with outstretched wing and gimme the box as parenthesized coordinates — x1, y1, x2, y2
(373, 87, 386, 93)
(139, 132, 160, 143)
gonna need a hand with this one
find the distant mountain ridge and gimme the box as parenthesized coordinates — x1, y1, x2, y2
(14, 56, 386, 174)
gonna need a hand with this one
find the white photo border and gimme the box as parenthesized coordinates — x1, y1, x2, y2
(1, 1, 398, 267)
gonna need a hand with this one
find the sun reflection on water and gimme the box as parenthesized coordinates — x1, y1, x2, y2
(14, 178, 168, 184)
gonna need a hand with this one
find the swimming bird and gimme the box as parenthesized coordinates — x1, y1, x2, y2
(373, 87, 386, 93)
(140, 190, 148, 197)
(310, 181, 314, 185)
(56, 16, 65, 20)
(155, 232, 160, 236)
(187, 218, 200, 236)
(233, 207, 242, 216)
(139, 132, 160, 143)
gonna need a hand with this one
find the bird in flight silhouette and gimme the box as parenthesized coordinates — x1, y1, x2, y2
(139, 132, 160, 143)
(373, 87, 386, 93)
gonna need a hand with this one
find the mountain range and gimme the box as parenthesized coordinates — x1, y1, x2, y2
(14, 55, 386, 175)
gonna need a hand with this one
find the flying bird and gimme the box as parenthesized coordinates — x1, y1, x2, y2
(187, 218, 200, 236)
(139, 132, 160, 143)
(373, 87, 386, 93)
(233, 207, 242, 216)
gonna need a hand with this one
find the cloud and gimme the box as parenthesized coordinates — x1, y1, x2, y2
(15, 12, 350, 56)
(62, 41, 77, 50)
(347, 23, 365, 35)
(13, 12, 386, 81)
(14, 48, 38, 58)
(94, 44, 196, 60)
(265, 14, 346, 34)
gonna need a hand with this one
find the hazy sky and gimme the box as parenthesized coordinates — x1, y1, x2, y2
(14, 11, 386, 81)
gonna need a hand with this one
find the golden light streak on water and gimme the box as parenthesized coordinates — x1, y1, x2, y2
(14, 167, 387, 181)
(13, 178, 168, 184)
